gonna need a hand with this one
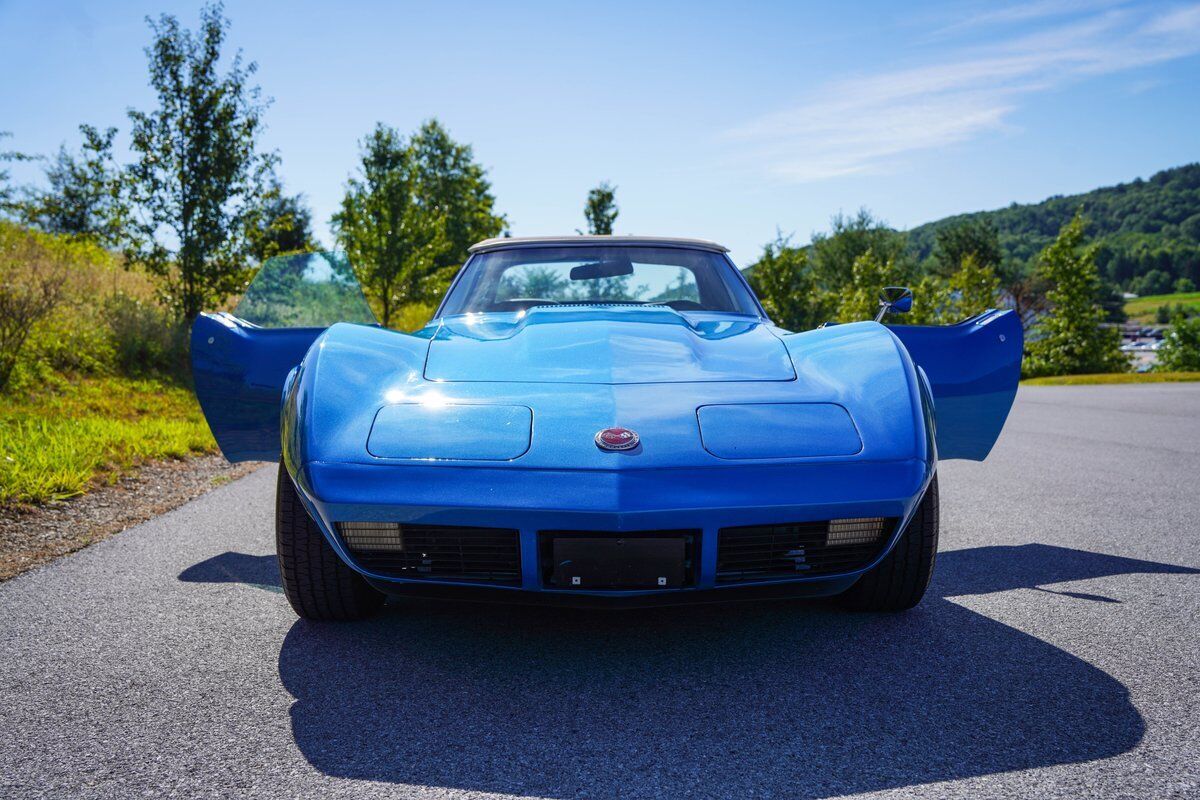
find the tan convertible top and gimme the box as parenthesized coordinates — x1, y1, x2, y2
(468, 235, 730, 254)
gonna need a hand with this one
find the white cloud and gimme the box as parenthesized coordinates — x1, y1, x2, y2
(927, 0, 1127, 38)
(725, 2, 1200, 183)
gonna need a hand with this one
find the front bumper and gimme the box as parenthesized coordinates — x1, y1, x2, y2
(292, 458, 932, 598)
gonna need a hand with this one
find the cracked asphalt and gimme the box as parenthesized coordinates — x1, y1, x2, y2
(1, 384, 1198, 799)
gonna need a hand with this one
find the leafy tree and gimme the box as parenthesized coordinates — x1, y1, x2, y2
(1175, 277, 1197, 293)
(835, 249, 915, 323)
(1156, 312, 1200, 371)
(123, 3, 275, 321)
(582, 181, 618, 235)
(248, 176, 314, 262)
(332, 123, 448, 328)
(1025, 214, 1127, 377)
(21, 125, 122, 244)
(811, 209, 910, 290)
(947, 253, 1000, 320)
(745, 233, 831, 331)
(1130, 269, 1173, 297)
(933, 218, 1002, 277)
(1097, 281, 1127, 323)
(1007, 271, 1051, 332)
(407, 119, 506, 269)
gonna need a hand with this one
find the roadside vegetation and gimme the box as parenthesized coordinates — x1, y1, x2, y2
(0, 222, 214, 505)
(1023, 372, 1200, 386)
(0, 377, 212, 505)
(2, 3, 1200, 513)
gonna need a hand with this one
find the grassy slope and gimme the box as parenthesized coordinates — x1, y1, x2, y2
(0, 376, 215, 506)
(1124, 291, 1200, 323)
(1022, 372, 1200, 386)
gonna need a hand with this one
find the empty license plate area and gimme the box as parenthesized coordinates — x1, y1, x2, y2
(542, 532, 695, 590)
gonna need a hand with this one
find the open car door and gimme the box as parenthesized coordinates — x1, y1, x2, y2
(190, 252, 378, 462)
(889, 309, 1023, 461)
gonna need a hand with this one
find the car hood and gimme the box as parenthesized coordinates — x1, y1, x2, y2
(424, 307, 796, 384)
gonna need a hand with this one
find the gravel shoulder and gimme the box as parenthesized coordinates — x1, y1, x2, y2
(0, 455, 263, 581)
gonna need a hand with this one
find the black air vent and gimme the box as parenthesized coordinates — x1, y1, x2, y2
(337, 522, 520, 585)
(716, 519, 895, 583)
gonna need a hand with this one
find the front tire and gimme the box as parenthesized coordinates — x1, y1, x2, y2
(275, 462, 385, 621)
(837, 474, 939, 612)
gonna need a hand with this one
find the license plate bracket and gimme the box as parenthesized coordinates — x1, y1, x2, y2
(551, 536, 686, 589)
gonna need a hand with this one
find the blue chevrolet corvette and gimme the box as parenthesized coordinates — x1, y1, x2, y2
(191, 236, 1022, 620)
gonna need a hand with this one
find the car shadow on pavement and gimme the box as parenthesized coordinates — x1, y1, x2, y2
(178, 551, 283, 593)
(190, 545, 1197, 799)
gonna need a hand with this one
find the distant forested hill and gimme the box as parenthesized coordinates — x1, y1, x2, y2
(907, 163, 1200, 291)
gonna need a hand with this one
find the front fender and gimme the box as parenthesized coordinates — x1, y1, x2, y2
(282, 322, 433, 486)
(776, 321, 933, 469)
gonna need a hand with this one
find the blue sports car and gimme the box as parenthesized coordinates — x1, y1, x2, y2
(191, 236, 1022, 620)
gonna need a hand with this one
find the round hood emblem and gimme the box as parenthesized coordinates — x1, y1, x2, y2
(595, 427, 639, 451)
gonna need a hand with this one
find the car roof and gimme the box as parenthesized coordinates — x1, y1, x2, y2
(468, 235, 730, 254)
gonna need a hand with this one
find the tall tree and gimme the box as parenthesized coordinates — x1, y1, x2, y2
(746, 232, 831, 331)
(1025, 214, 1127, 377)
(22, 125, 122, 244)
(248, 176, 314, 262)
(123, 3, 274, 321)
(407, 119, 506, 269)
(835, 249, 916, 323)
(932, 217, 1002, 277)
(947, 253, 1001, 320)
(582, 181, 618, 235)
(810, 208, 910, 290)
(332, 123, 448, 328)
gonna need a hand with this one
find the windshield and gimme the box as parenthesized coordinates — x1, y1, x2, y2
(234, 251, 377, 328)
(438, 246, 760, 316)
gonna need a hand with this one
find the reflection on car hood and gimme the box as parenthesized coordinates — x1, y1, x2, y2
(424, 306, 796, 384)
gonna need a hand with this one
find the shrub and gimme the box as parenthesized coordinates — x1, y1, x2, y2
(0, 224, 80, 390)
(1156, 314, 1200, 372)
(104, 293, 189, 378)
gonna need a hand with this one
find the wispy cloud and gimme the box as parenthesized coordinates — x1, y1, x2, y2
(926, 0, 1126, 38)
(725, 2, 1200, 183)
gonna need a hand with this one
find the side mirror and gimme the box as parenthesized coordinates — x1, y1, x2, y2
(875, 286, 913, 322)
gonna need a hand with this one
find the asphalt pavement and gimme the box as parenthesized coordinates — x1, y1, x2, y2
(1, 383, 1198, 799)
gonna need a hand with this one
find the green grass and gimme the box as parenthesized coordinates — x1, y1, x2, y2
(0, 376, 215, 506)
(1022, 371, 1200, 386)
(1124, 291, 1200, 323)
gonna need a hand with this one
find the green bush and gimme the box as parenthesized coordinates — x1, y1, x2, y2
(104, 293, 189, 379)
(1157, 314, 1200, 372)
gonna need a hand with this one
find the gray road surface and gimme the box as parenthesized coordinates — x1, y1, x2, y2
(2, 384, 1199, 799)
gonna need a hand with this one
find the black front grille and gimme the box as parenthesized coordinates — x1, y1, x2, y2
(716, 519, 895, 583)
(336, 523, 521, 585)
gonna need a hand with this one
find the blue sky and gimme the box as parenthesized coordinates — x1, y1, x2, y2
(2, 0, 1198, 265)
